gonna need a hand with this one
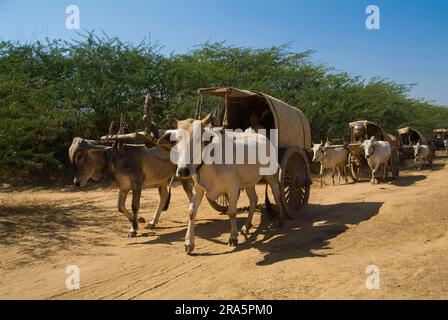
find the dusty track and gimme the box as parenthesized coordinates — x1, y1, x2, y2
(1, 158, 447, 299)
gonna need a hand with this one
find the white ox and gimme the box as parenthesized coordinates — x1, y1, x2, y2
(361, 136, 391, 184)
(158, 114, 284, 254)
(413, 142, 431, 170)
(312, 142, 348, 187)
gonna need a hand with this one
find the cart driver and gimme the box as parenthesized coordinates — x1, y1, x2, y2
(245, 111, 270, 135)
(249, 112, 264, 130)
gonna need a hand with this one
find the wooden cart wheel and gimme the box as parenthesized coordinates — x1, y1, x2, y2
(348, 153, 361, 182)
(390, 148, 400, 179)
(279, 147, 311, 219)
(207, 194, 230, 213)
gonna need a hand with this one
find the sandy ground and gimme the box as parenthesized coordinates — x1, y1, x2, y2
(1, 157, 447, 300)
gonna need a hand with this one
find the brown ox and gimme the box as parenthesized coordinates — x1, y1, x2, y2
(69, 138, 192, 237)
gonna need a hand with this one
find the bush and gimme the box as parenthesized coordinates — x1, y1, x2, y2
(0, 33, 447, 182)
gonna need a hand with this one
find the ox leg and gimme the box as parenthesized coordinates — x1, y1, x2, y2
(371, 166, 377, 184)
(148, 183, 169, 229)
(265, 175, 285, 227)
(374, 163, 382, 184)
(117, 189, 135, 237)
(241, 186, 258, 235)
(227, 190, 240, 247)
(185, 185, 205, 254)
(129, 185, 142, 237)
(331, 167, 336, 186)
(181, 179, 193, 202)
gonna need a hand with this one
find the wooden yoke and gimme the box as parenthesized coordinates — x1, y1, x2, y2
(100, 94, 160, 146)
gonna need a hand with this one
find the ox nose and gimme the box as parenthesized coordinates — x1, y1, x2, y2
(177, 167, 191, 178)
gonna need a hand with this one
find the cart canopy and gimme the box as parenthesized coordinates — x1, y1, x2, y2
(198, 87, 312, 150)
(397, 127, 428, 145)
(349, 120, 397, 146)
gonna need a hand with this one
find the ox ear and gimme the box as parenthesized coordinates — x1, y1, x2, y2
(73, 137, 87, 146)
(370, 136, 376, 143)
(167, 117, 178, 129)
(158, 131, 176, 150)
(201, 113, 213, 127)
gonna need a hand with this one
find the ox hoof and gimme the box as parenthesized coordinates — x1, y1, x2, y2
(147, 222, 156, 230)
(138, 217, 146, 223)
(127, 231, 138, 238)
(185, 244, 195, 255)
(228, 238, 238, 247)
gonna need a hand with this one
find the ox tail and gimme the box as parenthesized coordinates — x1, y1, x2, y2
(163, 177, 174, 211)
(264, 183, 276, 218)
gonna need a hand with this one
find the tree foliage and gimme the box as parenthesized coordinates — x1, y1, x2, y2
(0, 33, 447, 182)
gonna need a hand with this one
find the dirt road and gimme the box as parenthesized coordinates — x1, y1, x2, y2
(1, 159, 447, 299)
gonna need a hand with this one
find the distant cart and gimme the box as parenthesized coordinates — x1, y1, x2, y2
(347, 120, 400, 182)
(433, 129, 448, 150)
(397, 127, 434, 164)
(195, 87, 313, 219)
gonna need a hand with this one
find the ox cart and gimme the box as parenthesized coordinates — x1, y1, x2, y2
(195, 87, 313, 219)
(347, 120, 400, 182)
(433, 129, 448, 150)
(397, 127, 434, 164)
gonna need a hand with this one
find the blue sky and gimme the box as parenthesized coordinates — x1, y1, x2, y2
(1, 0, 447, 105)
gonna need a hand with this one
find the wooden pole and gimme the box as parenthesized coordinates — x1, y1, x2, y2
(223, 94, 229, 128)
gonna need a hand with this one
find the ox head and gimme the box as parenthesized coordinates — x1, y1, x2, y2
(157, 114, 213, 179)
(362, 136, 377, 159)
(413, 141, 428, 163)
(69, 137, 109, 187)
(413, 141, 422, 158)
(311, 141, 325, 162)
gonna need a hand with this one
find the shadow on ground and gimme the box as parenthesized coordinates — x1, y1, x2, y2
(0, 199, 119, 260)
(133, 201, 382, 265)
(389, 175, 426, 187)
